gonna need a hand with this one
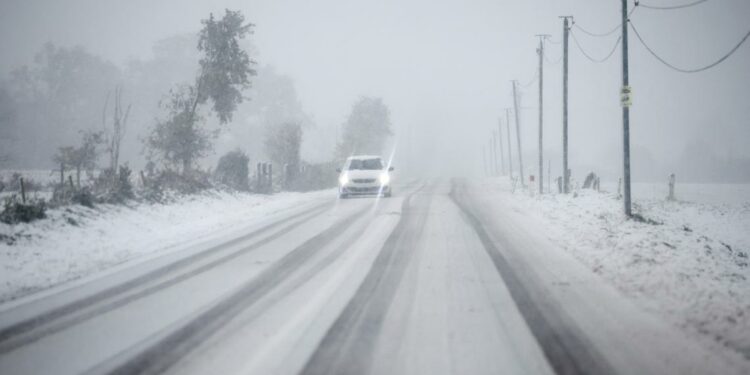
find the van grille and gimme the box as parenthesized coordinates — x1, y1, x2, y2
(352, 178, 376, 184)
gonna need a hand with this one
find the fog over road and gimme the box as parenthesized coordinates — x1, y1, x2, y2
(0, 180, 743, 375)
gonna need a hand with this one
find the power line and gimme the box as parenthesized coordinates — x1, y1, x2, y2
(573, 6, 636, 37)
(573, 21, 619, 37)
(570, 30, 622, 63)
(630, 21, 750, 73)
(544, 53, 563, 65)
(520, 71, 538, 88)
(638, 0, 708, 10)
(544, 48, 563, 65)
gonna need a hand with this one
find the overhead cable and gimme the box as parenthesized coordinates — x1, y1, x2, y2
(630, 21, 750, 73)
(638, 0, 708, 10)
(573, 6, 637, 37)
(570, 30, 622, 63)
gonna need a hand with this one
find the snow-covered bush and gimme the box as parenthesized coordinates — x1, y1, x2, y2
(71, 188, 95, 208)
(140, 169, 213, 202)
(93, 165, 135, 204)
(0, 196, 46, 224)
(214, 149, 249, 191)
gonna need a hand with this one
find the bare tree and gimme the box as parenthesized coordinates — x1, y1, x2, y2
(102, 86, 131, 183)
(53, 130, 104, 188)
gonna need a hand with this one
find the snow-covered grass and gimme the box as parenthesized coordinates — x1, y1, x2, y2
(491, 179, 750, 359)
(601, 181, 750, 205)
(0, 189, 334, 303)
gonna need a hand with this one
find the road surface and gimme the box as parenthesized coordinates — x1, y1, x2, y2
(0, 179, 743, 375)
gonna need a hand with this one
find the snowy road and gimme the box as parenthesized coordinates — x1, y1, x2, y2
(0, 180, 745, 375)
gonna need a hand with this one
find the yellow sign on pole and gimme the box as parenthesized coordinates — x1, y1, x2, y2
(620, 85, 632, 107)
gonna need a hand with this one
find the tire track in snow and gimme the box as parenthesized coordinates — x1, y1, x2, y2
(93, 190, 405, 375)
(449, 179, 615, 375)
(0, 200, 332, 354)
(301, 182, 435, 375)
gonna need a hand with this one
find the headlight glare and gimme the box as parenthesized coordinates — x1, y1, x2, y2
(379, 173, 390, 185)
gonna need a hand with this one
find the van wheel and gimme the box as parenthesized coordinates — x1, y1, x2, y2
(339, 193, 348, 199)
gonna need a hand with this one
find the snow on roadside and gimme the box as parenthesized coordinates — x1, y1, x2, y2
(486, 179, 750, 360)
(0, 189, 334, 304)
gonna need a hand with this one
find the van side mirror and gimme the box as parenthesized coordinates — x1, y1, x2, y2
(388, 166, 394, 171)
(336, 168, 342, 173)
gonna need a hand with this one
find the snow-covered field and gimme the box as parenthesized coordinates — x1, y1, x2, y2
(0, 189, 334, 303)
(492, 179, 750, 360)
(601, 180, 750, 205)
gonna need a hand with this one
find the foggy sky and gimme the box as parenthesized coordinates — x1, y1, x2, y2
(1, 0, 749, 181)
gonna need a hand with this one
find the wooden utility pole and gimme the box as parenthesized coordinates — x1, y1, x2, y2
(505, 108, 514, 180)
(620, 0, 633, 216)
(497, 118, 506, 175)
(492, 131, 500, 175)
(512, 80, 524, 185)
(482, 145, 489, 177)
(536, 34, 550, 194)
(561, 16, 573, 194)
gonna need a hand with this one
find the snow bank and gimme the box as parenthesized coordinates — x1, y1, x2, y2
(487, 179, 750, 360)
(0, 189, 334, 303)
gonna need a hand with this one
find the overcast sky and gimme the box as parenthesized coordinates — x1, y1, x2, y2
(1, 0, 749, 181)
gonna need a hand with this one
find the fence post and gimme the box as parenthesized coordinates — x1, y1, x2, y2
(68, 175, 75, 199)
(668, 173, 676, 201)
(283, 163, 289, 190)
(20, 177, 26, 204)
(268, 163, 273, 194)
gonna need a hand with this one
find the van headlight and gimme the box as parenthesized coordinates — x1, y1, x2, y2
(379, 173, 390, 185)
(339, 174, 349, 186)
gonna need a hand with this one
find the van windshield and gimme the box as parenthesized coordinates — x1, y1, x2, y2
(347, 159, 383, 170)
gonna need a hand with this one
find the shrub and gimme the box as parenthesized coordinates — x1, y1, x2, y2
(214, 149, 250, 191)
(94, 165, 135, 204)
(115, 165, 135, 201)
(71, 188, 95, 208)
(140, 168, 213, 202)
(0, 196, 47, 224)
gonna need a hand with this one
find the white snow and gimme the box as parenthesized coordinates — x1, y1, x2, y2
(0, 189, 334, 304)
(484, 178, 750, 360)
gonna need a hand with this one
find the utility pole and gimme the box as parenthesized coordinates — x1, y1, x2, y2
(497, 118, 506, 175)
(492, 131, 500, 175)
(621, 1, 632, 216)
(489, 135, 497, 176)
(482, 145, 489, 177)
(560, 16, 573, 194)
(512, 80, 524, 185)
(536, 34, 550, 194)
(505, 108, 514, 180)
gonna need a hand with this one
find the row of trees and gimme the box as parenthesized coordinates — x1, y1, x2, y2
(0, 9, 394, 208)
